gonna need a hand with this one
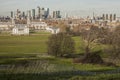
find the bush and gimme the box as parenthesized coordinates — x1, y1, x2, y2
(81, 53, 104, 64)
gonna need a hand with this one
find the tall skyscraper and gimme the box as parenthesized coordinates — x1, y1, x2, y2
(32, 9, 35, 19)
(11, 11, 14, 18)
(106, 14, 108, 20)
(53, 11, 61, 19)
(53, 11, 56, 18)
(22, 12, 25, 18)
(113, 14, 116, 21)
(44, 8, 49, 19)
(102, 14, 105, 20)
(37, 6, 41, 19)
(110, 14, 112, 22)
(27, 10, 31, 25)
(16, 9, 21, 19)
(41, 7, 45, 19)
(57, 11, 61, 18)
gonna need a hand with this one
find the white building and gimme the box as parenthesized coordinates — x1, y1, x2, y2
(0, 22, 14, 31)
(30, 21, 48, 30)
(46, 26, 60, 34)
(12, 24, 29, 35)
(12, 13, 29, 35)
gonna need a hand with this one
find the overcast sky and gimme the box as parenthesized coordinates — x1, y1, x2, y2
(0, 0, 120, 17)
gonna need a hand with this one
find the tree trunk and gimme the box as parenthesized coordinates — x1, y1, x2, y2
(85, 46, 90, 58)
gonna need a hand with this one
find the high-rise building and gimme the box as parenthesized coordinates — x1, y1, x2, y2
(37, 6, 41, 19)
(16, 9, 21, 19)
(22, 12, 25, 18)
(41, 7, 45, 19)
(53, 11, 56, 18)
(29, 10, 32, 18)
(106, 14, 108, 20)
(11, 11, 14, 18)
(17, 9, 19, 16)
(102, 14, 105, 20)
(113, 14, 116, 21)
(44, 8, 49, 19)
(32, 9, 35, 19)
(110, 14, 112, 22)
(27, 10, 31, 25)
(57, 11, 61, 18)
(53, 11, 61, 19)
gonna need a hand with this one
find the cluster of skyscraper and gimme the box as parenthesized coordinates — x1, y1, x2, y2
(10, 6, 61, 20)
(53, 11, 61, 18)
(11, 9, 27, 20)
(102, 14, 116, 21)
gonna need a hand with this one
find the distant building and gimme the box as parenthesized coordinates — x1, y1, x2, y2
(102, 14, 105, 20)
(22, 12, 25, 19)
(32, 9, 35, 19)
(37, 6, 41, 19)
(12, 13, 30, 35)
(106, 14, 108, 20)
(53, 11, 61, 19)
(110, 14, 112, 22)
(12, 24, 29, 35)
(53, 11, 56, 18)
(46, 26, 60, 34)
(11, 11, 14, 18)
(113, 14, 116, 21)
(30, 21, 48, 30)
(44, 8, 49, 19)
(0, 22, 13, 31)
(16, 9, 21, 20)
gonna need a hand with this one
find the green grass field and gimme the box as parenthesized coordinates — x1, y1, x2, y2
(0, 32, 119, 80)
(0, 33, 85, 54)
(0, 34, 49, 54)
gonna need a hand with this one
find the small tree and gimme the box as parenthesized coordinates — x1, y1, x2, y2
(47, 33, 75, 57)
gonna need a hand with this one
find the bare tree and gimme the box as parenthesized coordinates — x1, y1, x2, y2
(81, 27, 101, 55)
(80, 26, 105, 64)
(104, 26, 120, 60)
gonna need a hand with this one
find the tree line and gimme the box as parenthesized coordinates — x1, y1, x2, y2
(47, 26, 120, 64)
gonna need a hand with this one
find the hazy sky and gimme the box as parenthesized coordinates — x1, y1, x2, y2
(0, 0, 120, 17)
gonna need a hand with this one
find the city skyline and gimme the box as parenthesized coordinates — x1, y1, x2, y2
(0, 0, 120, 17)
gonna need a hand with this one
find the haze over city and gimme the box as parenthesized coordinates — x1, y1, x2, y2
(0, 0, 120, 17)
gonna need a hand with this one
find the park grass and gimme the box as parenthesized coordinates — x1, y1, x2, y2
(0, 33, 105, 54)
(0, 34, 50, 54)
(0, 33, 84, 54)
(0, 33, 119, 80)
(0, 57, 118, 80)
(0, 53, 116, 71)
(72, 36, 85, 54)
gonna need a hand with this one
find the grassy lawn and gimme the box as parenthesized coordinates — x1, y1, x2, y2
(0, 33, 117, 68)
(0, 33, 85, 54)
(0, 33, 119, 80)
(0, 56, 118, 80)
(0, 34, 50, 54)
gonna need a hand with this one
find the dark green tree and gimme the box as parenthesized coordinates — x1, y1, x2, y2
(47, 33, 75, 57)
